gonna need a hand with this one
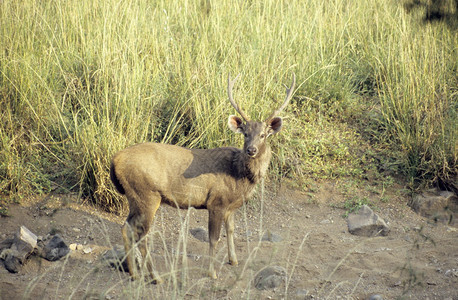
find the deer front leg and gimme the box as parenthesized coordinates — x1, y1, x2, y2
(208, 209, 223, 279)
(138, 237, 163, 284)
(225, 211, 238, 266)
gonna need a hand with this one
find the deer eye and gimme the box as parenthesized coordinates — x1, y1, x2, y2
(260, 133, 266, 139)
(244, 133, 248, 137)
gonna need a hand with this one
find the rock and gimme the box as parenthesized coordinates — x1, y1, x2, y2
(41, 234, 70, 261)
(253, 266, 287, 290)
(3, 250, 22, 273)
(17, 226, 38, 249)
(83, 246, 93, 254)
(410, 190, 458, 225)
(0, 237, 14, 251)
(296, 289, 309, 297)
(368, 295, 384, 300)
(190, 227, 209, 242)
(102, 244, 128, 271)
(261, 230, 283, 242)
(444, 269, 458, 277)
(2, 226, 38, 273)
(347, 205, 390, 237)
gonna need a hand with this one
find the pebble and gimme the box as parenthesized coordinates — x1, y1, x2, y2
(83, 247, 93, 254)
(296, 289, 309, 296)
(254, 266, 287, 290)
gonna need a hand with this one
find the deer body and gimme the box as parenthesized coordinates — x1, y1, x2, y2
(110, 74, 295, 281)
(111, 142, 270, 210)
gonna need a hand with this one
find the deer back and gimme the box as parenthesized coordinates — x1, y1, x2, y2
(111, 142, 258, 209)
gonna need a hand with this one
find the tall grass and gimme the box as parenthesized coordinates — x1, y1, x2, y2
(0, 0, 456, 210)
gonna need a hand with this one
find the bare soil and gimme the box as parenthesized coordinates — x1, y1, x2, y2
(0, 182, 457, 299)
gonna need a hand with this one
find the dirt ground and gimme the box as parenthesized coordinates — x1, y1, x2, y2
(0, 182, 457, 300)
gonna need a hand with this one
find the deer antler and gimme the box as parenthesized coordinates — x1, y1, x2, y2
(228, 74, 250, 122)
(265, 73, 296, 122)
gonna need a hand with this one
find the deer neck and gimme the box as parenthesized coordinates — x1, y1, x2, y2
(234, 146, 272, 184)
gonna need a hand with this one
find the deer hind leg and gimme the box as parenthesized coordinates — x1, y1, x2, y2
(208, 209, 223, 279)
(122, 192, 162, 283)
(122, 220, 139, 280)
(224, 211, 238, 266)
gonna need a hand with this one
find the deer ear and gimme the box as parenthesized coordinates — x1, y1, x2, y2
(228, 115, 244, 133)
(267, 117, 283, 136)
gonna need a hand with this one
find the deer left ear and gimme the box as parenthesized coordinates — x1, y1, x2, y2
(267, 117, 283, 136)
(228, 115, 244, 133)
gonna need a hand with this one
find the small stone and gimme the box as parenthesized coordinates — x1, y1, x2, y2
(444, 269, 458, 277)
(18, 226, 37, 249)
(261, 231, 283, 242)
(4, 251, 21, 273)
(72, 227, 81, 233)
(76, 244, 84, 250)
(368, 295, 383, 300)
(347, 205, 390, 237)
(0, 237, 14, 251)
(253, 266, 287, 290)
(102, 244, 128, 271)
(296, 289, 309, 297)
(83, 246, 93, 254)
(69, 243, 78, 251)
(41, 234, 70, 261)
(190, 228, 209, 242)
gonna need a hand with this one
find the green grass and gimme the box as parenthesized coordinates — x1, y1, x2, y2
(0, 0, 456, 211)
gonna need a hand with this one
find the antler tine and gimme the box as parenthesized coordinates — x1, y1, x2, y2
(228, 74, 250, 122)
(265, 72, 296, 122)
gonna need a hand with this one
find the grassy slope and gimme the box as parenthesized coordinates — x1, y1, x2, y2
(0, 0, 456, 211)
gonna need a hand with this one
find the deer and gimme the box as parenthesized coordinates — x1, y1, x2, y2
(110, 73, 295, 282)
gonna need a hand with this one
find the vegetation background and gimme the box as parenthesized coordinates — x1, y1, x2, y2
(0, 0, 456, 213)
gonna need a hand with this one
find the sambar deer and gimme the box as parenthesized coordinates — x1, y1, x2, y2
(110, 73, 295, 282)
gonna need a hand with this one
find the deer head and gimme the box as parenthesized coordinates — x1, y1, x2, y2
(227, 73, 296, 158)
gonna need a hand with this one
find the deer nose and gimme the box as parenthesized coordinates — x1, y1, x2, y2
(247, 146, 258, 157)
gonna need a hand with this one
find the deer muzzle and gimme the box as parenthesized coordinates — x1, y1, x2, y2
(246, 146, 258, 158)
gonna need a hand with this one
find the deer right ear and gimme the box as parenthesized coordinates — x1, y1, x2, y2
(228, 115, 244, 133)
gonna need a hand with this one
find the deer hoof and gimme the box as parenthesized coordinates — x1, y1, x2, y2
(229, 259, 238, 266)
(151, 276, 163, 285)
(209, 270, 217, 279)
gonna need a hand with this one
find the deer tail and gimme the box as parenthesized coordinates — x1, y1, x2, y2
(110, 161, 125, 195)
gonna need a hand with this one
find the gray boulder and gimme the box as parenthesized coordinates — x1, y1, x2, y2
(347, 205, 390, 237)
(410, 190, 457, 225)
(1, 226, 37, 273)
(41, 234, 70, 261)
